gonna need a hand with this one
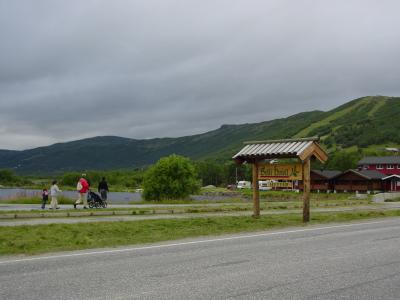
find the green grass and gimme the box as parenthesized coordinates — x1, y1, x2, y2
(384, 198, 400, 202)
(1, 192, 355, 206)
(294, 98, 368, 138)
(0, 205, 249, 216)
(1, 210, 399, 256)
(130, 197, 245, 205)
(367, 98, 388, 117)
(239, 190, 357, 201)
(0, 198, 374, 216)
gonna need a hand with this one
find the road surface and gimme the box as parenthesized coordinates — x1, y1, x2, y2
(1, 218, 400, 299)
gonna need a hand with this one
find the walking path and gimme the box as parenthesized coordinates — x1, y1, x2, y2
(1, 203, 400, 226)
(0, 203, 248, 211)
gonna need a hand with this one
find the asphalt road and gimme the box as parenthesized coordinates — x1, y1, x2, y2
(1, 219, 400, 299)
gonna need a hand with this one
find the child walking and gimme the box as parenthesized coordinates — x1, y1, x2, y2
(50, 180, 62, 209)
(41, 188, 49, 209)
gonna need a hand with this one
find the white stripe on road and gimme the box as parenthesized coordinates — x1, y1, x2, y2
(0, 219, 395, 265)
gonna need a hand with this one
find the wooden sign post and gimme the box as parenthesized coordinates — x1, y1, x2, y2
(302, 158, 311, 222)
(233, 137, 328, 223)
(252, 161, 260, 217)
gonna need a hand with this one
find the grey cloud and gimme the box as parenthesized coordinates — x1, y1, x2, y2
(1, 0, 400, 149)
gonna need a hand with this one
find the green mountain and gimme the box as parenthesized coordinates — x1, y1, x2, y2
(1, 96, 399, 175)
(295, 96, 400, 148)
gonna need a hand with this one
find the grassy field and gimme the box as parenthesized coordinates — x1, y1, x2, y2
(0, 189, 362, 205)
(0, 197, 374, 216)
(239, 190, 359, 201)
(1, 210, 399, 256)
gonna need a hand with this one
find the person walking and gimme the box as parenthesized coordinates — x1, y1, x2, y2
(50, 180, 62, 209)
(74, 174, 90, 209)
(41, 188, 49, 209)
(98, 177, 109, 202)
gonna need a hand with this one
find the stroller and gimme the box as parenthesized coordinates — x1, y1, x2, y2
(87, 191, 107, 208)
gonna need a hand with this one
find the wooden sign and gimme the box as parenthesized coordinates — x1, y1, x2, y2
(259, 163, 302, 180)
(260, 181, 293, 189)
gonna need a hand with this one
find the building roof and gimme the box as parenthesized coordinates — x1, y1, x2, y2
(233, 137, 328, 164)
(356, 170, 386, 180)
(358, 156, 400, 165)
(311, 170, 341, 179)
(333, 169, 386, 180)
(382, 174, 400, 180)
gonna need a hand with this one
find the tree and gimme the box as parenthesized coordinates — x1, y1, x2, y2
(0, 169, 15, 184)
(0, 169, 32, 186)
(142, 155, 200, 201)
(325, 151, 361, 171)
(61, 172, 81, 186)
(194, 161, 224, 186)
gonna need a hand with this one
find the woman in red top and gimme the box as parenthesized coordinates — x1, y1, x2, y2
(74, 174, 90, 209)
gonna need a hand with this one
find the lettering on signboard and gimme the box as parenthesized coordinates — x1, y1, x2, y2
(259, 163, 302, 180)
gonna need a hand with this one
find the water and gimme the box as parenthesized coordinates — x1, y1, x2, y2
(0, 188, 142, 204)
(0, 188, 240, 203)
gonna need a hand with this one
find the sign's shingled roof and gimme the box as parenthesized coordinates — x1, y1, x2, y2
(232, 137, 329, 163)
(233, 140, 313, 158)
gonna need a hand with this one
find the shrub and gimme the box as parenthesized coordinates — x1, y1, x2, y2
(0, 169, 32, 186)
(142, 155, 200, 201)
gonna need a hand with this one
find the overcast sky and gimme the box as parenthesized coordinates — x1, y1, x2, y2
(1, 0, 400, 150)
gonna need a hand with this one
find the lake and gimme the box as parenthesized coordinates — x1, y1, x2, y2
(0, 188, 239, 203)
(0, 188, 142, 204)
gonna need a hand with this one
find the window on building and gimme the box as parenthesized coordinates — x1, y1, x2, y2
(388, 164, 394, 169)
(377, 164, 383, 169)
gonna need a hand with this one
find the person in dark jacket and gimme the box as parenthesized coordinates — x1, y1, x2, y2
(41, 188, 49, 209)
(98, 177, 109, 201)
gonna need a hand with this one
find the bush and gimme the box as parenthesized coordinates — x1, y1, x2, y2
(61, 170, 144, 190)
(0, 169, 15, 183)
(0, 169, 32, 186)
(61, 172, 81, 186)
(142, 155, 200, 201)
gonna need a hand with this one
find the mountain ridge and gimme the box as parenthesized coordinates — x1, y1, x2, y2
(1, 96, 399, 175)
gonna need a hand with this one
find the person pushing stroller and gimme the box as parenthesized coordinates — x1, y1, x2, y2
(98, 177, 109, 202)
(74, 174, 90, 209)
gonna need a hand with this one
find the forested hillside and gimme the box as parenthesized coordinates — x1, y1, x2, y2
(0, 96, 399, 174)
(297, 96, 400, 148)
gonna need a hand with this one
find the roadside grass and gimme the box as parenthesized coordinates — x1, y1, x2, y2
(130, 198, 245, 205)
(384, 198, 400, 202)
(1, 210, 399, 256)
(239, 190, 361, 201)
(1, 188, 361, 206)
(0, 195, 360, 206)
(0, 198, 375, 216)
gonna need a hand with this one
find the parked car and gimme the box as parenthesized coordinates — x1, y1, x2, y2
(226, 184, 236, 190)
(237, 181, 252, 189)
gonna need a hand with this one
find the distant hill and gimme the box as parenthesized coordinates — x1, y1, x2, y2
(1, 96, 399, 175)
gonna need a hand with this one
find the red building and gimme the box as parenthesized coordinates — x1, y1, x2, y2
(358, 156, 400, 175)
(357, 156, 400, 192)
